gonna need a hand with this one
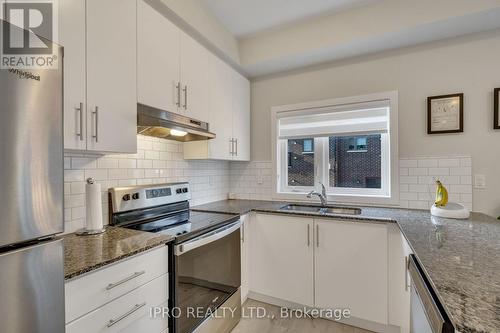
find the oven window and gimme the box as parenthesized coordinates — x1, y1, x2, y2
(175, 227, 241, 333)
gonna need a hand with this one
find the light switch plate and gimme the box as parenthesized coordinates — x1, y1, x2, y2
(474, 174, 486, 189)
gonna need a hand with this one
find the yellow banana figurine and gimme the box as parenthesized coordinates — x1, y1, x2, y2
(434, 180, 448, 207)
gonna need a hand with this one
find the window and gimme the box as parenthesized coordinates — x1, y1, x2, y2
(287, 139, 314, 186)
(273, 92, 398, 204)
(329, 135, 381, 188)
(347, 137, 367, 152)
(302, 139, 313, 153)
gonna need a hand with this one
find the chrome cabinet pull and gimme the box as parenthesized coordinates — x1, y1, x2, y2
(92, 106, 99, 142)
(176, 82, 181, 107)
(106, 302, 146, 328)
(235, 138, 238, 156)
(229, 138, 234, 156)
(183, 85, 188, 109)
(76, 103, 83, 140)
(307, 224, 310, 247)
(105, 270, 146, 291)
(316, 225, 319, 247)
(241, 222, 245, 242)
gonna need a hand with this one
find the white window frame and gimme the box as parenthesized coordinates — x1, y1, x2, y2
(271, 91, 399, 206)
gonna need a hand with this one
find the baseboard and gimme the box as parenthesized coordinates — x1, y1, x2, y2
(247, 291, 400, 333)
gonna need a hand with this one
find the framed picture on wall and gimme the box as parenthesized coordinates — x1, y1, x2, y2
(495, 88, 500, 129)
(427, 93, 464, 134)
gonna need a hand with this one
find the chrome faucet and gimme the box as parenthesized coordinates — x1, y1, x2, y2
(307, 182, 328, 206)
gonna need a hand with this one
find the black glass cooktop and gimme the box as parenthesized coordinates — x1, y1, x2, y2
(125, 210, 239, 244)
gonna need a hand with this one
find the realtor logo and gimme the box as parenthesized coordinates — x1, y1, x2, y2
(1, 0, 58, 69)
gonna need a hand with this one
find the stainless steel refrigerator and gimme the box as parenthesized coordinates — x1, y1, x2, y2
(0, 20, 65, 333)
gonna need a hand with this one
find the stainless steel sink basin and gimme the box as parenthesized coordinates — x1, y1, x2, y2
(279, 204, 361, 216)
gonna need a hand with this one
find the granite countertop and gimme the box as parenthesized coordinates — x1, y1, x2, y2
(193, 199, 500, 333)
(63, 226, 173, 280)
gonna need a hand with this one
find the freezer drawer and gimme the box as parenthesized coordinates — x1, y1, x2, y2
(0, 239, 65, 333)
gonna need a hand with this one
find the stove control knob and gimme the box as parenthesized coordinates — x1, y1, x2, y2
(182, 188, 188, 193)
(122, 194, 131, 201)
(132, 193, 140, 200)
(176, 189, 182, 194)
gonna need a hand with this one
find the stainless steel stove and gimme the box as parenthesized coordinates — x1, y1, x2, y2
(109, 183, 242, 333)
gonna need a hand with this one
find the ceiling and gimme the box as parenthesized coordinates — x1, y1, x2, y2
(198, 0, 379, 37)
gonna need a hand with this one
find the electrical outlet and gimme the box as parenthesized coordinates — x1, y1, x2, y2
(474, 174, 486, 189)
(257, 175, 264, 185)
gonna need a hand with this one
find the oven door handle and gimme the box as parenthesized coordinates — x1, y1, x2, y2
(175, 221, 241, 256)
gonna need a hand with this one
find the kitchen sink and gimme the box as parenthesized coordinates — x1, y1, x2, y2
(279, 204, 361, 216)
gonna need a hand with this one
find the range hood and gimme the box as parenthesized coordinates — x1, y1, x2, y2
(137, 103, 215, 142)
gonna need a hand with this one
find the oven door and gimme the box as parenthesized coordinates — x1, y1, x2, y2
(174, 221, 241, 333)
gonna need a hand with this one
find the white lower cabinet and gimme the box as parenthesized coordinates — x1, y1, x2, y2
(250, 214, 314, 307)
(66, 275, 168, 333)
(65, 246, 169, 333)
(240, 213, 251, 304)
(314, 218, 388, 325)
(249, 213, 411, 332)
(388, 223, 413, 333)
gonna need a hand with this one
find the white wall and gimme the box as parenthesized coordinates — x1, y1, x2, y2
(238, 0, 500, 76)
(250, 31, 500, 216)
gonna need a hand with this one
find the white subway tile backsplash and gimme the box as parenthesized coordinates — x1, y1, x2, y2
(64, 144, 474, 234)
(409, 168, 428, 176)
(417, 159, 438, 168)
(97, 158, 119, 169)
(438, 158, 460, 168)
(450, 167, 472, 176)
(399, 156, 472, 211)
(64, 170, 84, 182)
(118, 159, 137, 169)
(400, 176, 418, 184)
(400, 159, 418, 168)
(71, 157, 97, 169)
(63, 135, 230, 233)
(428, 167, 450, 176)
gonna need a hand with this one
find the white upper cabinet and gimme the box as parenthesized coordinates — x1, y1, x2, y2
(136, 0, 251, 161)
(183, 55, 251, 161)
(231, 70, 251, 161)
(60, 0, 137, 154)
(59, 0, 86, 151)
(206, 53, 234, 160)
(179, 31, 209, 122)
(314, 219, 388, 325)
(250, 214, 314, 307)
(137, 0, 180, 113)
(86, 0, 137, 153)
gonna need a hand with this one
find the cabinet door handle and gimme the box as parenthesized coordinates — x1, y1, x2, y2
(105, 270, 146, 290)
(241, 222, 245, 242)
(177, 82, 181, 107)
(92, 106, 99, 142)
(316, 225, 319, 247)
(76, 102, 83, 141)
(183, 85, 188, 109)
(307, 224, 310, 247)
(235, 138, 238, 156)
(229, 138, 234, 156)
(107, 302, 146, 328)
